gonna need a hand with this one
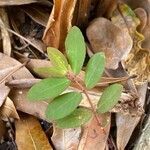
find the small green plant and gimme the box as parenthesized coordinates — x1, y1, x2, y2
(28, 26, 123, 129)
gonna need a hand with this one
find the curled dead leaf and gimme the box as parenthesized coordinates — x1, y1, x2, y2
(43, 0, 77, 51)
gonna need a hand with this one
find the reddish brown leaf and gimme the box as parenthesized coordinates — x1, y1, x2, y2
(43, 0, 77, 51)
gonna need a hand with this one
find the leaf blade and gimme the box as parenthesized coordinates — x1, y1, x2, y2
(28, 77, 70, 101)
(85, 52, 105, 89)
(46, 92, 82, 120)
(65, 26, 86, 74)
(97, 84, 123, 113)
(34, 67, 66, 77)
(47, 47, 69, 74)
(56, 107, 92, 128)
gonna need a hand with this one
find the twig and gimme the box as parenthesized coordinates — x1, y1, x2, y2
(67, 72, 106, 134)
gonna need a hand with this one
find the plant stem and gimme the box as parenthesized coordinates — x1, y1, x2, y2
(67, 72, 106, 134)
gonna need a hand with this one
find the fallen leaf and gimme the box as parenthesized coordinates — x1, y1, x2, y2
(0, 52, 33, 80)
(86, 17, 132, 69)
(78, 113, 111, 150)
(9, 89, 48, 120)
(20, 58, 52, 78)
(43, 0, 77, 51)
(116, 83, 148, 150)
(15, 115, 52, 150)
(116, 4, 150, 84)
(0, 84, 10, 107)
(6, 78, 40, 89)
(0, 97, 19, 120)
(52, 127, 81, 150)
(21, 5, 50, 27)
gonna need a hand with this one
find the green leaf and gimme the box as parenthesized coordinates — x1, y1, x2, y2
(97, 84, 123, 113)
(85, 52, 105, 89)
(47, 47, 69, 74)
(34, 67, 66, 77)
(28, 77, 70, 101)
(46, 92, 82, 120)
(56, 107, 92, 128)
(65, 26, 86, 75)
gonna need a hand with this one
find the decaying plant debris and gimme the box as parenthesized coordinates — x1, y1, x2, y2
(0, 0, 149, 150)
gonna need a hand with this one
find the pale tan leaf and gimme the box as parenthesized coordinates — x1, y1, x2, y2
(6, 79, 40, 89)
(9, 89, 48, 120)
(43, 0, 77, 51)
(15, 115, 52, 150)
(78, 113, 110, 150)
(0, 8, 11, 56)
(86, 17, 133, 69)
(0, 53, 33, 80)
(52, 127, 81, 150)
(0, 84, 10, 107)
(0, 97, 19, 120)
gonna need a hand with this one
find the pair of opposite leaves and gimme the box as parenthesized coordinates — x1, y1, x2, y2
(28, 26, 123, 128)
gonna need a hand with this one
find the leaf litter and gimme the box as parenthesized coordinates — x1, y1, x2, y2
(0, 0, 149, 150)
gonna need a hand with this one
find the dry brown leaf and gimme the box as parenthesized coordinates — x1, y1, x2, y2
(111, 3, 150, 84)
(0, 8, 11, 56)
(43, 0, 77, 51)
(15, 115, 52, 150)
(0, 84, 10, 107)
(0, 53, 33, 80)
(52, 127, 81, 150)
(78, 113, 110, 150)
(0, 97, 19, 120)
(96, 0, 117, 18)
(75, 0, 91, 28)
(20, 58, 52, 78)
(0, 120, 6, 139)
(6, 78, 40, 89)
(21, 5, 50, 27)
(116, 83, 148, 150)
(86, 17, 132, 69)
(10, 89, 48, 121)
